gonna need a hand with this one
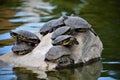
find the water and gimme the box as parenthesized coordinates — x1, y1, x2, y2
(0, 0, 120, 80)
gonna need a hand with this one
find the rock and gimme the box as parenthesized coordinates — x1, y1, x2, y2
(70, 30, 103, 64)
(0, 30, 103, 71)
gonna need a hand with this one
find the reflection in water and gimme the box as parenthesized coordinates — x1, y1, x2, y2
(48, 0, 89, 16)
(47, 61, 102, 80)
(13, 67, 39, 80)
(0, 60, 17, 80)
(13, 67, 47, 80)
(9, 0, 55, 32)
(0, 67, 17, 80)
(12, 61, 102, 80)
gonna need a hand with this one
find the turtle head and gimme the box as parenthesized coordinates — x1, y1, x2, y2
(9, 31, 17, 38)
(9, 31, 13, 36)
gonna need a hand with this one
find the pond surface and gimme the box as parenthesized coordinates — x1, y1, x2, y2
(0, 0, 120, 80)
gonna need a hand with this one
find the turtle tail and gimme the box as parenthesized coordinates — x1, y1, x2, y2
(89, 28, 97, 36)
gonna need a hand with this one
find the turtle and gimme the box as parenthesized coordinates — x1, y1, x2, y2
(52, 35, 79, 46)
(39, 19, 57, 36)
(10, 30, 40, 45)
(53, 16, 67, 27)
(45, 46, 74, 67)
(51, 26, 72, 40)
(39, 16, 67, 36)
(12, 42, 34, 55)
(64, 16, 97, 36)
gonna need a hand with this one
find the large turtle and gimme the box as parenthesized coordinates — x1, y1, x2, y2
(52, 35, 79, 46)
(12, 42, 34, 55)
(10, 30, 40, 45)
(64, 16, 97, 36)
(51, 26, 72, 40)
(39, 16, 67, 36)
(45, 46, 74, 67)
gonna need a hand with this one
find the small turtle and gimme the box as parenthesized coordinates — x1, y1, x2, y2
(53, 16, 67, 27)
(45, 46, 74, 67)
(39, 19, 57, 36)
(12, 42, 34, 55)
(64, 16, 97, 36)
(10, 30, 40, 45)
(52, 35, 79, 46)
(51, 26, 72, 40)
(39, 16, 67, 36)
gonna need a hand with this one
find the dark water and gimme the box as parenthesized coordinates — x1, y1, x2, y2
(0, 0, 120, 80)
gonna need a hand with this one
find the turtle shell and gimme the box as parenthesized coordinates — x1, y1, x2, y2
(52, 35, 79, 46)
(64, 16, 91, 29)
(12, 42, 33, 55)
(10, 30, 40, 44)
(39, 16, 67, 36)
(51, 26, 71, 40)
(64, 16, 97, 36)
(39, 19, 57, 36)
(45, 46, 71, 60)
(53, 16, 67, 27)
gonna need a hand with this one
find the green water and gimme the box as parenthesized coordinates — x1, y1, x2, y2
(0, 0, 120, 80)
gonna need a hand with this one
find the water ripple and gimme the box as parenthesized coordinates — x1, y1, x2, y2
(15, 12, 37, 17)
(0, 67, 17, 80)
(0, 33, 11, 40)
(15, 22, 44, 32)
(0, 46, 12, 55)
(102, 62, 120, 64)
(98, 77, 116, 80)
(36, 5, 56, 10)
(9, 17, 40, 23)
